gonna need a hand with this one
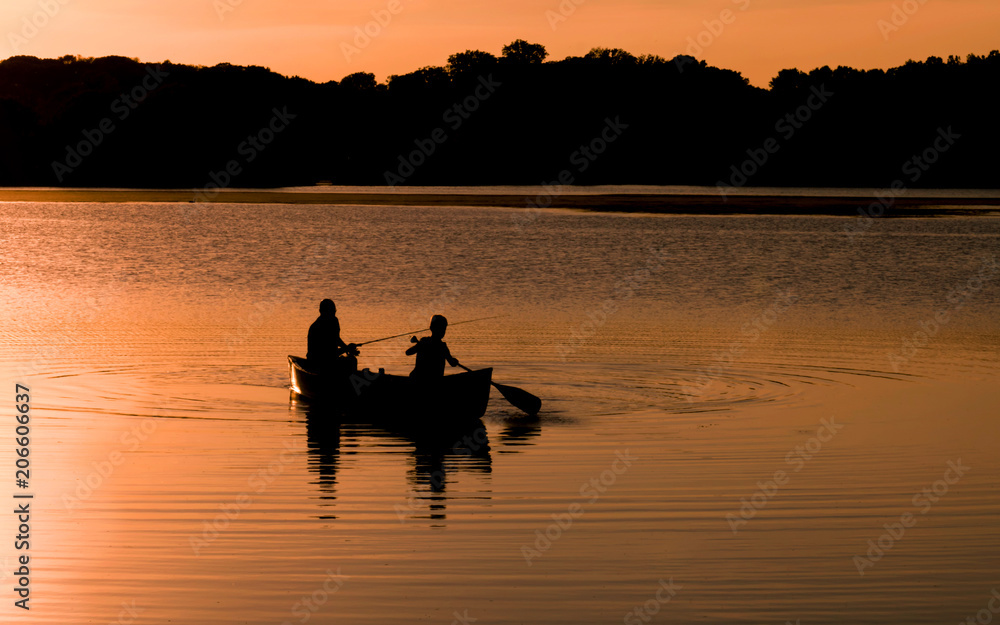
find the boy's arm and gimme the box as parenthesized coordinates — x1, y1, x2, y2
(444, 343, 459, 367)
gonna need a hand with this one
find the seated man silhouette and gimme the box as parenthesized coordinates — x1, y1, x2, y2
(307, 299, 358, 374)
(406, 315, 460, 379)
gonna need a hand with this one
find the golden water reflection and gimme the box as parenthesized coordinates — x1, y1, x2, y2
(301, 400, 512, 524)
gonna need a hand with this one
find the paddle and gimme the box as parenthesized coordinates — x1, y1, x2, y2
(457, 363, 542, 416)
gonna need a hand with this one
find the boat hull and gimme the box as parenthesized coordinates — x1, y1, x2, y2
(288, 356, 492, 423)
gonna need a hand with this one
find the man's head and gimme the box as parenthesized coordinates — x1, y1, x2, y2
(430, 314, 448, 338)
(320, 299, 336, 315)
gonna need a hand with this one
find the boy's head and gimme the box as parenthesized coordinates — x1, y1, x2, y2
(320, 299, 336, 315)
(430, 314, 448, 338)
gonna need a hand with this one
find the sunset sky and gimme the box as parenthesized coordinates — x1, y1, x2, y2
(2, 0, 998, 87)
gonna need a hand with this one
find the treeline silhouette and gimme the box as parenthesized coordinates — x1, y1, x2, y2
(0, 42, 997, 188)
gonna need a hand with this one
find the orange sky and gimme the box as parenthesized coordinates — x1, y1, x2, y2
(2, 0, 997, 87)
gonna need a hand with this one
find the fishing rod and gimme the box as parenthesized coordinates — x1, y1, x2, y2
(356, 315, 506, 346)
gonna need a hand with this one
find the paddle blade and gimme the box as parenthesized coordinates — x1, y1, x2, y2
(493, 382, 542, 416)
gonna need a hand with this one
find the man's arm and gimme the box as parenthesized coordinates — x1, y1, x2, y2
(332, 317, 348, 351)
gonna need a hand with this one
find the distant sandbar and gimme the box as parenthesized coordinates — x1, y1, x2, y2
(1, 188, 998, 216)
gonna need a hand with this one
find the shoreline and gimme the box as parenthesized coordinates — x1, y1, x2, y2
(2, 188, 999, 215)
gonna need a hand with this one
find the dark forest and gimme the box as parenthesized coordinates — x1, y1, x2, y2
(1, 41, 997, 188)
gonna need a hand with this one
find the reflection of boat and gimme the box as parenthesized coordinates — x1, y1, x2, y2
(288, 356, 493, 422)
(297, 399, 493, 524)
(498, 417, 542, 447)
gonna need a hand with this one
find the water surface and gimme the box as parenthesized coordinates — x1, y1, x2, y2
(1, 201, 998, 624)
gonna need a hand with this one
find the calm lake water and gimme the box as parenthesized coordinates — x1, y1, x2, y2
(1, 199, 998, 624)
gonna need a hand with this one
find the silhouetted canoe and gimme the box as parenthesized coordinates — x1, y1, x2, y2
(288, 356, 492, 422)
